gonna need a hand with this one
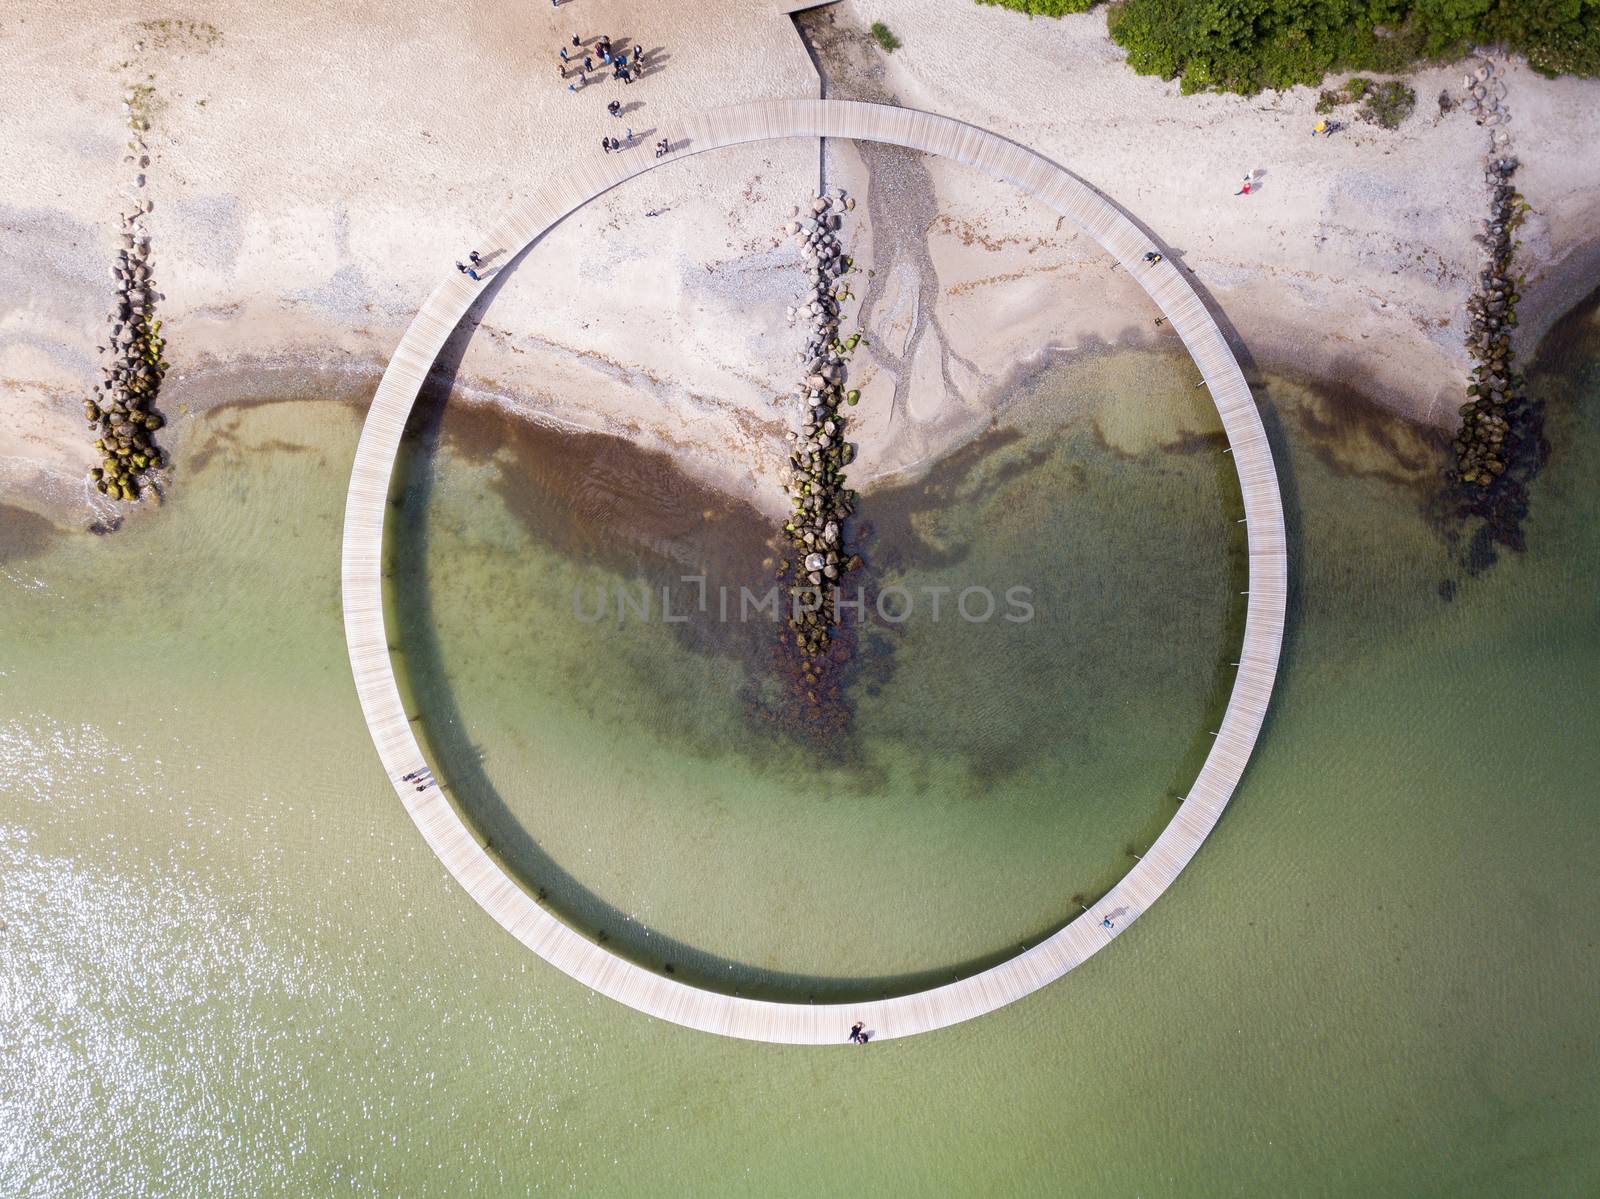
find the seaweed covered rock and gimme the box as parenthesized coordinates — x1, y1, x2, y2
(86, 89, 169, 509)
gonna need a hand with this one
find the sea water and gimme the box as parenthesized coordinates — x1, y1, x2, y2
(2, 298, 1596, 1193)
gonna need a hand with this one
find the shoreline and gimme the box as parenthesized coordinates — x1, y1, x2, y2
(10, 261, 1600, 535)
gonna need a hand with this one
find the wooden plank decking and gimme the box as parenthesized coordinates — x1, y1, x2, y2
(340, 99, 1288, 1044)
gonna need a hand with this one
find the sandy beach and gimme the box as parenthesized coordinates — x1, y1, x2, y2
(4, 0, 1599, 526)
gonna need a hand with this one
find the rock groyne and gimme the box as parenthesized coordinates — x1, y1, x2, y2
(1443, 56, 1547, 565)
(778, 190, 864, 663)
(87, 86, 168, 505)
(763, 189, 871, 739)
(1454, 156, 1524, 490)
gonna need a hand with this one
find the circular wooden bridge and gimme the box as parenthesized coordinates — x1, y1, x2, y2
(340, 99, 1287, 1043)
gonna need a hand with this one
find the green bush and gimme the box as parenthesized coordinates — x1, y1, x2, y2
(1362, 79, 1416, 128)
(1068, 0, 1600, 96)
(1317, 77, 1417, 127)
(974, 0, 1097, 14)
(870, 21, 901, 53)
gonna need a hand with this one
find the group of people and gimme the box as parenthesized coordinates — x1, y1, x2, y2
(847, 1022, 870, 1044)
(561, 32, 643, 91)
(452, 23, 672, 285)
(554, 28, 664, 157)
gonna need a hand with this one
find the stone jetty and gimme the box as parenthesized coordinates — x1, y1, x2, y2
(1455, 153, 1524, 489)
(1451, 58, 1528, 494)
(1440, 55, 1549, 567)
(87, 87, 168, 505)
(776, 189, 863, 664)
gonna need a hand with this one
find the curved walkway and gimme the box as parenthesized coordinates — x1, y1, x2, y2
(340, 99, 1287, 1043)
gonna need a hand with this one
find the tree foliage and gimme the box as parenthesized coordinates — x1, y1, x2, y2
(974, 0, 1600, 92)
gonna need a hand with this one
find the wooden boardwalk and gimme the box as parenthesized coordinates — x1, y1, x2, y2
(340, 99, 1287, 1044)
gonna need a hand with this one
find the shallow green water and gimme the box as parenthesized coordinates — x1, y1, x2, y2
(2, 301, 1598, 1194)
(382, 347, 1238, 994)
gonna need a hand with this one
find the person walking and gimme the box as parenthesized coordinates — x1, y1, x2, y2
(633, 44, 642, 64)
(608, 99, 621, 118)
(560, 47, 569, 63)
(848, 1022, 864, 1043)
(1101, 916, 1114, 930)
(571, 33, 581, 49)
(624, 126, 633, 147)
(601, 137, 611, 155)
(455, 261, 480, 281)
(1143, 251, 1163, 265)
(582, 55, 592, 72)
(1235, 174, 1253, 196)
